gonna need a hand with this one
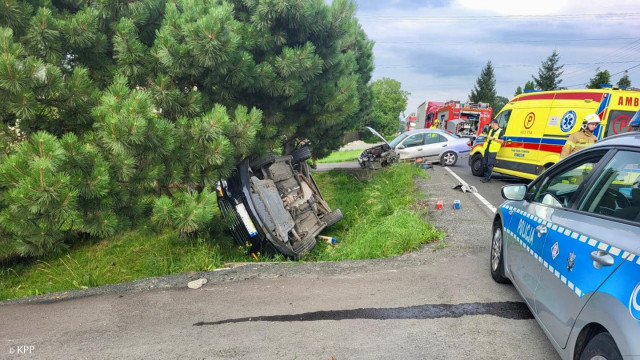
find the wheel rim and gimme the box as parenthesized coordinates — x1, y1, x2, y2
(444, 153, 455, 165)
(491, 228, 502, 272)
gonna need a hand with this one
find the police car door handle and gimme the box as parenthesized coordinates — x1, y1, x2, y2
(590, 250, 615, 269)
(535, 224, 547, 236)
(442, 144, 447, 147)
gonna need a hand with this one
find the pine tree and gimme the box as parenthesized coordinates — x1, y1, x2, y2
(587, 68, 611, 89)
(524, 81, 535, 92)
(618, 71, 632, 87)
(469, 61, 497, 110)
(514, 86, 522, 96)
(0, 0, 372, 256)
(533, 50, 564, 91)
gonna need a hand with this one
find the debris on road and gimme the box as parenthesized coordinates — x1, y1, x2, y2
(452, 183, 478, 193)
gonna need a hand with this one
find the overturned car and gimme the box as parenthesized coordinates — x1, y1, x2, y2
(216, 147, 343, 259)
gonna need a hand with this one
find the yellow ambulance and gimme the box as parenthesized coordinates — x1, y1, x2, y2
(469, 87, 640, 180)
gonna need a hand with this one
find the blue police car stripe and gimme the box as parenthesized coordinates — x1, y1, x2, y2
(501, 205, 640, 298)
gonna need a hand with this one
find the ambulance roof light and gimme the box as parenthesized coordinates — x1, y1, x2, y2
(523, 89, 539, 93)
(630, 109, 640, 131)
(600, 84, 613, 88)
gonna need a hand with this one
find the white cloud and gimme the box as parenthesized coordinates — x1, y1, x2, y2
(352, 0, 640, 121)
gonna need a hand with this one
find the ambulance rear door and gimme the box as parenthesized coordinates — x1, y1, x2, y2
(602, 91, 640, 138)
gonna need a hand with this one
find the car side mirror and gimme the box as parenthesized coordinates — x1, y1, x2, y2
(482, 125, 490, 134)
(397, 144, 406, 150)
(501, 184, 527, 201)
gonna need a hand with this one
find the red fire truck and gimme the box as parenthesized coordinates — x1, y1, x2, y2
(434, 101, 492, 139)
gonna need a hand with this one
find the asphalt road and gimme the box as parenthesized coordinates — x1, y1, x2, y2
(0, 161, 559, 360)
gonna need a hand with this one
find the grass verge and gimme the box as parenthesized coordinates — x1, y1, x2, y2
(316, 149, 362, 163)
(0, 163, 442, 300)
(308, 163, 444, 260)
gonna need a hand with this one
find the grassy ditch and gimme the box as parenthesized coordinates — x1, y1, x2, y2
(316, 149, 362, 163)
(0, 163, 442, 300)
(308, 163, 443, 260)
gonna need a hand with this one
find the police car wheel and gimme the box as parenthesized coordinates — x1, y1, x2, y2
(579, 332, 622, 360)
(471, 154, 484, 177)
(490, 226, 510, 284)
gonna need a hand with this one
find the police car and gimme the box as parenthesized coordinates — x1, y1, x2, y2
(491, 129, 640, 359)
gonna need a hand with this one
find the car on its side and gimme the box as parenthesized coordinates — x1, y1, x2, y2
(491, 131, 640, 360)
(358, 127, 471, 169)
(216, 147, 342, 259)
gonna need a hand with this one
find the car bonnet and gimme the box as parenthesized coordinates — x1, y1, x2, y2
(365, 126, 390, 147)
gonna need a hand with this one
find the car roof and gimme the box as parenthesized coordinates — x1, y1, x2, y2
(403, 128, 450, 136)
(594, 131, 640, 149)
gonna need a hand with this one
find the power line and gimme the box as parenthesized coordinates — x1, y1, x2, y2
(359, 13, 640, 22)
(375, 37, 640, 45)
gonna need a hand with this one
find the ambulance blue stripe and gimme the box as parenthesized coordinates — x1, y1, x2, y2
(504, 136, 567, 145)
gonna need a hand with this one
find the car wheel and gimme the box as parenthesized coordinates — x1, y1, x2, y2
(250, 154, 277, 171)
(441, 151, 458, 166)
(490, 225, 510, 284)
(579, 332, 622, 360)
(322, 209, 343, 227)
(292, 146, 311, 163)
(471, 154, 484, 177)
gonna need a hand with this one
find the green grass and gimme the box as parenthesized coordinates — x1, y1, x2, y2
(316, 149, 362, 163)
(307, 163, 444, 260)
(0, 163, 443, 300)
(0, 225, 247, 300)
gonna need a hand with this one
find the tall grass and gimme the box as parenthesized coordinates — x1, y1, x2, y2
(308, 163, 444, 260)
(0, 225, 246, 300)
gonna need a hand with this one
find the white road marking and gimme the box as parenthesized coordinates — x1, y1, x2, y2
(444, 167, 497, 213)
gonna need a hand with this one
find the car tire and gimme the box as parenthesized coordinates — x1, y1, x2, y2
(250, 154, 277, 171)
(441, 151, 458, 166)
(579, 332, 622, 360)
(471, 154, 484, 177)
(490, 225, 510, 284)
(322, 209, 343, 227)
(292, 146, 311, 163)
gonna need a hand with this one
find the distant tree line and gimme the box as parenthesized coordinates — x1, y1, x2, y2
(470, 49, 633, 114)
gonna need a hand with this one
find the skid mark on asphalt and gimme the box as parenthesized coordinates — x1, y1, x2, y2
(193, 301, 533, 326)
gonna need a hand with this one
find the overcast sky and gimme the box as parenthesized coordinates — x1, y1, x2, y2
(350, 0, 640, 118)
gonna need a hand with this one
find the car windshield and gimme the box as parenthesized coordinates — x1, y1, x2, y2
(389, 133, 409, 148)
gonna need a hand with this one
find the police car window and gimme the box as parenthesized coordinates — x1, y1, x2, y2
(531, 153, 605, 208)
(403, 134, 425, 148)
(495, 109, 512, 129)
(424, 133, 446, 144)
(578, 150, 640, 223)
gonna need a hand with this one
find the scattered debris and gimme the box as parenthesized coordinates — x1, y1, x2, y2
(453, 199, 461, 209)
(452, 183, 478, 193)
(318, 235, 338, 245)
(436, 200, 444, 209)
(187, 278, 208, 289)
